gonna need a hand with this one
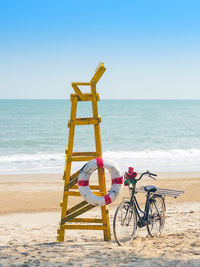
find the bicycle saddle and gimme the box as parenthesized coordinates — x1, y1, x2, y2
(144, 185, 157, 193)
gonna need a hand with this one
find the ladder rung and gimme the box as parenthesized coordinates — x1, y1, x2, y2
(69, 218, 103, 223)
(63, 224, 107, 230)
(69, 156, 97, 162)
(65, 181, 100, 191)
(61, 204, 95, 224)
(70, 170, 81, 180)
(72, 185, 100, 190)
(71, 82, 91, 86)
(64, 191, 81, 196)
(70, 93, 100, 102)
(68, 117, 101, 127)
(67, 201, 88, 215)
(72, 152, 98, 156)
(64, 191, 104, 197)
(65, 177, 78, 190)
(63, 168, 80, 181)
(93, 192, 105, 196)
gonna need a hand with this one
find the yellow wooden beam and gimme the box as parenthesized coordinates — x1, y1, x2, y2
(64, 191, 81, 196)
(63, 224, 107, 230)
(69, 218, 103, 223)
(72, 82, 91, 86)
(72, 152, 98, 156)
(70, 93, 100, 102)
(91, 62, 106, 84)
(68, 155, 97, 162)
(71, 84, 86, 101)
(70, 169, 81, 179)
(68, 117, 101, 127)
(90, 66, 111, 241)
(66, 200, 88, 215)
(64, 177, 78, 191)
(61, 203, 95, 224)
(64, 191, 104, 197)
(58, 96, 78, 242)
(63, 168, 80, 181)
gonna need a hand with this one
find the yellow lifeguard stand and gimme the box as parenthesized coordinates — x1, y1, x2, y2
(57, 62, 111, 242)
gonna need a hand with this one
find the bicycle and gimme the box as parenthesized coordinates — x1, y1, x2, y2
(113, 168, 166, 246)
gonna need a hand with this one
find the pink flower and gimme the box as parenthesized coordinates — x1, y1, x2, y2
(128, 167, 134, 174)
(132, 172, 137, 178)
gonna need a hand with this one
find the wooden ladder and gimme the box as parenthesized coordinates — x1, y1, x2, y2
(57, 63, 111, 242)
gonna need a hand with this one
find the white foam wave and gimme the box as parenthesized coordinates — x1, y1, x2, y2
(0, 153, 64, 163)
(0, 149, 200, 174)
(104, 149, 200, 172)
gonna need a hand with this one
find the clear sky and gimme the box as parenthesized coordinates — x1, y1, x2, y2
(0, 0, 200, 99)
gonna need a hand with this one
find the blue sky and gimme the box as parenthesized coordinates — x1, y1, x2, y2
(0, 0, 200, 99)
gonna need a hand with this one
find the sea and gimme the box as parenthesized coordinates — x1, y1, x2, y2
(0, 99, 200, 174)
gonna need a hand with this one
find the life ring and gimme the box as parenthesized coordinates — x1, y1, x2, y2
(78, 158, 123, 206)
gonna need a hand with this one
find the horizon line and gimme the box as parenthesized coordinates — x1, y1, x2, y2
(0, 98, 200, 101)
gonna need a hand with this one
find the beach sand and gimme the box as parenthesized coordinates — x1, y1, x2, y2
(0, 172, 200, 266)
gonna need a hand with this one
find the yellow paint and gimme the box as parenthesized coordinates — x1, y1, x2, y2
(64, 191, 104, 197)
(57, 63, 111, 242)
(72, 152, 97, 156)
(69, 218, 103, 223)
(66, 201, 88, 215)
(69, 156, 97, 162)
(70, 93, 100, 102)
(68, 117, 101, 126)
(63, 225, 107, 230)
(61, 204, 95, 224)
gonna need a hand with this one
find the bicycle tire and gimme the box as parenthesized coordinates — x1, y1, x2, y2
(113, 201, 137, 246)
(147, 195, 165, 237)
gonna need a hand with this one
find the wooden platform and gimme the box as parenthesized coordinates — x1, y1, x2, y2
(137, 186, 184, 198)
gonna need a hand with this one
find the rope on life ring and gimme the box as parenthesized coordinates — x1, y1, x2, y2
(78, 158, 123, 206)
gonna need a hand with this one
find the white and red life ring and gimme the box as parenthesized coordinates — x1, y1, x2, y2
(78, 158, 123, 206)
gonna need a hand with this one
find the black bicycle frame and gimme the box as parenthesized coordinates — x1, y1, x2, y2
(129, 188, 152, 226)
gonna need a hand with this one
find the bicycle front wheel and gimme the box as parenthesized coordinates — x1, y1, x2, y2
(113, 201, 137, 246)
(147, 196, 165, 237)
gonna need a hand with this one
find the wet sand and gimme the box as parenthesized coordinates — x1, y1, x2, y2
(0, 172, 199, 214)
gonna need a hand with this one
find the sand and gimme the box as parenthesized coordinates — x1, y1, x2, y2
(0, 172, 200, 214)
(0, 172, 200, 266)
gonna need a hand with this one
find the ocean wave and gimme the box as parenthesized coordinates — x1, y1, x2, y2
(0, 153, 64, 163)
(103, 149, 200, 172)
(104, 148, 200, 161)
(0, 149, 200, 174)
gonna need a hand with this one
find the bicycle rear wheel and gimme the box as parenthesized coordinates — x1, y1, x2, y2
(147, 196, 165, 237)
(113, 201, 137, 246)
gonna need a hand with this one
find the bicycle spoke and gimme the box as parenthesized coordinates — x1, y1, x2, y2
(113, 201, 137, 246)
(147, 196, 165, 237)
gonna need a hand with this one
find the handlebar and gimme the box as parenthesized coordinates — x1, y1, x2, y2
(124, 169, 157, 188)
(135, 170, 157, 182)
